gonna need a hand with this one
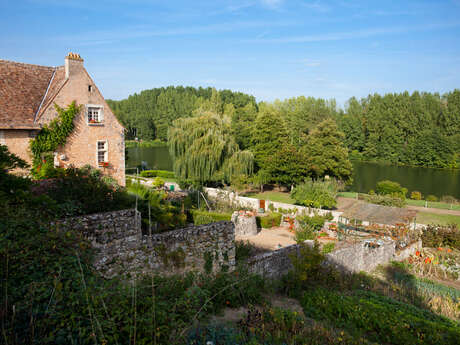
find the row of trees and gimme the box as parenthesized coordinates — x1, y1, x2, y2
(108, 87, 460, 185)
(165, 92, 352, 186)
(106, 86, 256, 141)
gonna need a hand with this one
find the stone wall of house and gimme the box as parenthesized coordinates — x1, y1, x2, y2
(56, 209, 235, 277)
(38, 56, 125, 185)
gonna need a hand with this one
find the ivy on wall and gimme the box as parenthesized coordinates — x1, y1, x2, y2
(29, 101, 81, 173)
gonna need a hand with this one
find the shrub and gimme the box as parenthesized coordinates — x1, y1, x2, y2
(411, 191, 423, 200)
(192, 210, 232, 225)
(322, 242, 335, 254)
(294, 225, 316, 243)
(426, 194, 438, 202)
(441, 195, 458, 204)
(258, 212, 282, 228)
(152, 176, 165, 188)
(140, 170, 175, 178)
(375, 180, 407, 198)
(291, 179, 339, 209)
(363, 193, 406, 208)
(302, 288, 460, 345)
(297, 214, 327, 231)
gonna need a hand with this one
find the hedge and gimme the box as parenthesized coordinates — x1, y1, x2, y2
(139, 170, 175, 178)
(192, 210, 232, 225)
(257, 212, 282, 229)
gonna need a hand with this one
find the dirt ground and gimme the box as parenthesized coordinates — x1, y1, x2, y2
(236, 227, 297, 251)
(211, 294, 305, 324)
(337, 197, 460, 216)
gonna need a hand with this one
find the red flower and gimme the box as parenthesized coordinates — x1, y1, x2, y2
(424, 257, 431, 264)
(415, 251, 421, 257)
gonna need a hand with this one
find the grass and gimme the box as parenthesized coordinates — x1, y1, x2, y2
(417, 212, 460, 226)
(338, 192, 460, 211)
(407, 199, 460, 211)
(244, 191, 295, 204)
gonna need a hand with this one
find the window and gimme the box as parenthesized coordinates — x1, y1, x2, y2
(0, 130, 5, 145)
(88, 85, 92, 92)
(97, 140, 108, 166)
(87, 104, 103, 124)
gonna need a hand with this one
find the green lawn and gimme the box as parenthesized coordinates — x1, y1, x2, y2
(406, 199, 460, 211)
(244, 191, 295, 204)
(337, 191, 358, 198)
(417, 211, 460, 226)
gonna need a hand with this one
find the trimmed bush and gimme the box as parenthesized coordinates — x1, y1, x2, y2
(426, 194, 438, 202)
(258, 212, 282, 228)
(140, 170, 175, 178)
(363, 193, 406, 208)
(192, 210, 232, 225)
(441, 195, 458, 204)
(375, 180, 407, 198)
(411, 191, 423, 200)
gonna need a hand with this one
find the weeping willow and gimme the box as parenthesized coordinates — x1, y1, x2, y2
(168, 113, 253, 184)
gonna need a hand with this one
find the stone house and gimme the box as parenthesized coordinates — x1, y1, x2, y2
(0, 53, 125, 185)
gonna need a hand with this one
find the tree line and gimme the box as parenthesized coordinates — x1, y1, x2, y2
(108, 87, 460, 170)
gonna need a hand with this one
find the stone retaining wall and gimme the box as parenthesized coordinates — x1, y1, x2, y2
(248, 239, 422, 278)
(57, 209, 235, 277)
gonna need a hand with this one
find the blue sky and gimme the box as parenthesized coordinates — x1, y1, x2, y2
(1, 0, 460, 105)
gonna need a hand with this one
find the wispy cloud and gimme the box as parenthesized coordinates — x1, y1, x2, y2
(57, 20, 295, 45)
(250, 22, 460, 43)
(302, 1, 331, 13)
(260, 0, 284, 9)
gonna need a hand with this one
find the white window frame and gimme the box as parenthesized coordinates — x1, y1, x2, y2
(96, 140, 108, 167)
(86, 104, 104, 125)
(0, 130, 5, 145)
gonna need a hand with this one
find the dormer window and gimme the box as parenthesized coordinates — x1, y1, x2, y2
(86, 104, 104, 125)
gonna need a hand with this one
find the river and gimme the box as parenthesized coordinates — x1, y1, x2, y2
(126, 146, 460, 199)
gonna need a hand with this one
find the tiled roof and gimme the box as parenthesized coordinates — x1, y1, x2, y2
(0, 60, 58, 129)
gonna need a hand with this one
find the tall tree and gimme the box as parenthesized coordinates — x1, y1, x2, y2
(167, 114, 253, 185)
(306, 119, 353, 182)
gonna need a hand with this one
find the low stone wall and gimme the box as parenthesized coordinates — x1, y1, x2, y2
(56, 209, 235, 278)
(232, 211, 258, 236)
(247, 239, 422, 278)
(54, 208, 142, 247)
(325, 240, 395, 273)
(248, 244, 300, 278)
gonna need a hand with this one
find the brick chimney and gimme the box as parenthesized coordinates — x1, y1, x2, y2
(65, 52, 84, 79)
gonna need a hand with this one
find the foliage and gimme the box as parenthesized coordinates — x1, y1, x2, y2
(283, 242, 326, 294)
(426, 194, 438, 202)
(125, 139, 166, 148)
(168, 113, 253, 185)
(421, 224, 460, 250)
(192, 210, 232, 225)
(107, 86, 256, 141)
(305, 119, 354, 182)
(31, 166, 133, 217)
(0, 145, 31, 203)
(322, 242, 336, 254)
(258, 212, 282, 228)
(29, 102, 80, 174)
(337, 90, 460, 169)
(0, 144, 28, 172)
(294, 225, 316, 243)
(297, 213, 328, 231)
(362, 193, 406, 208)
(128, 182, 187, 231)
(375, 180, 407, 198)
(301, 288, 460, 345)
(291, 179, 339, 209)
(411, 191, 423, 200)
(440, 195, 458, 204)
(153, 176, 165, 188)
(235, 240, 258, 264)
(140, 169, 176, 178)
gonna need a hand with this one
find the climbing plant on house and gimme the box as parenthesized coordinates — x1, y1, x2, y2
(29, 101, 80, 176)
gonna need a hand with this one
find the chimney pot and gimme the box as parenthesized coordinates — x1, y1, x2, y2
(65, 52, 84, 79)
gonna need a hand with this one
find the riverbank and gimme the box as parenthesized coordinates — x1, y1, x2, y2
(125, 140, 167, 148)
